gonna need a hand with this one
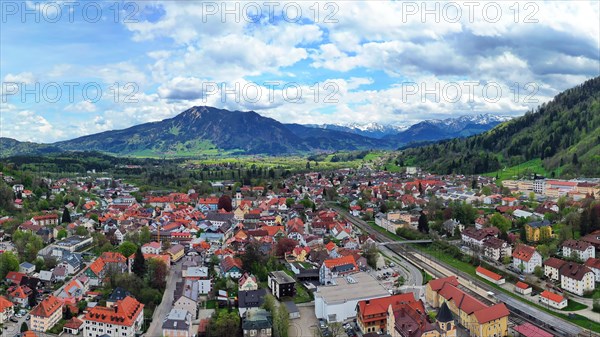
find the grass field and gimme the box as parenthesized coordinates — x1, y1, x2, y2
(483, 158, 550, 181)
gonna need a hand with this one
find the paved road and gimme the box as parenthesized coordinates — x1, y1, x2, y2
(331, 205, 423, 286)
(145, 261, 182, 337)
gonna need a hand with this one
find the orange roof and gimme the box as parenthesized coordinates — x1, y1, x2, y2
(263, 226, 285, 237)
(30, 295, 63, 318)
(473, 303, 510, 324)
(22, 332, 39, 337)
(515, 281, 530, 290)
(427, 276, 459, 291)
(100, 252, 127, 264)
(540, 290, 565, 303)
(325, 241, 337, 252)
(358, 293, 423, 320)
(88, 259, 106, 275)
(323, 255, 357, 269)
(512, 244, 537, 262)
(476, 266, 503, 281)
(0, 296, 14, 311)
(84, 296, 144, 327)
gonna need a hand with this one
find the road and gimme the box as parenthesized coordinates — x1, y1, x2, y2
(331, 205, 424, 286)
(331, 205, 590, 337)
(145, 260, 182, 337)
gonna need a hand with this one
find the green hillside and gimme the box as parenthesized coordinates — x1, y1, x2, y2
(399, 76, 600, 178)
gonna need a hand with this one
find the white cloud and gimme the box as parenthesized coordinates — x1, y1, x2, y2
(65, 100, 97, 113)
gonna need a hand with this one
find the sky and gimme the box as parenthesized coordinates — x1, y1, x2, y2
(1, 0, 599, 143)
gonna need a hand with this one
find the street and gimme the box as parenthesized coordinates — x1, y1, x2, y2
(145, 260, 182, 337)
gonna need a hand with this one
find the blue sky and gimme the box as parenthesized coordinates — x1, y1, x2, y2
(1, 0, 599, 143)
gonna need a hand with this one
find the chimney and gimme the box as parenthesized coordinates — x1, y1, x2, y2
(114, 305, 118, 313)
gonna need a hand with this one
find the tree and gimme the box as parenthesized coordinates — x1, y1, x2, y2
(217, 195, 233, 212)
(75, 226, 88, 236)
(490, 213, 512, 234)
(62, 208, 71, 224)
(534, 265, 544, 278)
(417, 212, 429, 233)
(285, 198, 295, 208)
(64, 306, 73, 320)
(20, 322, 28, 332)
(363, 242, 379, 269)
(262, 293, 276, 313)
(275, 238, 298, 258)
(132, 247, 147, 278)
(0, 251, 19, 279)
(147, 258, 168, 290)
(274, 304, 289, 337)
(394, 275, 406, 288)
(593, 291, 600, 313)
(118, 241, 138, 259)
(57, 229, 68, 240)
(139, 226, 152, 245)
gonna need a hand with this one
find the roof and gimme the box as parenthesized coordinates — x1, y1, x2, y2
(357, 293, 422, 319)
(283, 301, 299, 314)
(221, 256, 243, 272)
(323, 255, 358, 270)
(559, 262, 593, 281)
(515, 281, 530, 290)
(84, 296, 144, 327)
(31, 295, 63, 318)
(544, 257, 567, 269)
(64, 317, 84, 329)
(5, 271, 25, 283)
(540, 290, 565, 303)
(427, 276, 459, 291)
(473, 303, 510, 324)
(162, 309, 191, 330)
(476, 266, 503, 281)
(513, 323, 553, 337)
(512, 244, 537, 262)
(0, 296, 14, 311)
(268, 271, 295, 284)
(561, 239, 593, 251)
(584, 258, 600, 270)
(436, 302, 453, 322)
(527, 220, 551, 228)
(242, 308, 272, 330)
(238, 289, 267, 308)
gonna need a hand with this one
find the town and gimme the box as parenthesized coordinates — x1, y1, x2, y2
(1, 164, 599, 337)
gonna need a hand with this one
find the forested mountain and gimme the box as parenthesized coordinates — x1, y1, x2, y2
(399, 76, 600, 177)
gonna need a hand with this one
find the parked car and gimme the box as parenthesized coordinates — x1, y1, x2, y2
(10, 317, 18, 323)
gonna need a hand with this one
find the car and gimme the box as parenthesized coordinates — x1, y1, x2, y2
(343, 323, 351, 330)
(14, 313, 22, 318)
(10, 317, 18, 323)
(346, 331, 356, 337)
(319, 319, 327, 329)
(18, 309, 26, 315)
(530, 291, 538, 296)
(26, 315, 30, 320)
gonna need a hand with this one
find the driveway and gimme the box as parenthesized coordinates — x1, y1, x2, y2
(2, 314, 28, 337)
(145, 260, 182, 337)
(289, 305, 318, 337)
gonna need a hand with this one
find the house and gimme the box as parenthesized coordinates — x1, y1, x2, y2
(238, 289, 267, 317)
(539, 290, 567, 309)
(482, 237, 511, 261)
(559, 262, 595, 296)
(162, 309, 193, 337)
(106, 287, 131, 308)
(6, 271, 26, 284)
(239, 273, 259, 291)
(19, 262, 36, 274)
(356, 293, 423, 334)
(141, 242, 162, 255)
(284, 301, 300, 320)
(30, 295, 64, 332)
(174, 279, 199, 318)
(525, 220, 552, 242)
(220, 256, 243, 279)
(319, 255, 358, 285)
(167, 244, 185, 263)
(561, 240, 595, 261)
(387, 301, 456, 337)
(543, 257, 566, 281)
(242, 308, 272, 337)
(475, 266, 505, 285)
(8, 285, 30, 306)
(82, 296, 144, 337)
(512, 244, 542, 274)
(584, 258, 600, 282)
(267, 271, 296, 299)
(0, 296, 14, 324)
(425, 277, 509, 337)
(63, 317, 84, 335)
(514, 282, 532, 295)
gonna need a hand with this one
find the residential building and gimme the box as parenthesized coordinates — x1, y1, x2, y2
(167, 244, 185, 263)
(30, 295, 64, 332)
(584, 258, 600, 282)
(356, 293, 423, 334)
(182, 267, 212, 294)
(561, 240, 595, 261)
(141, 242, 162, 255)
(482, 237, 511, 262)
(220, 256, 243, 279)
(0, 296, 14, 324)
(539, 291, 567, 309)
(239, 273, 259, 291)
(543, 257, 566, 281)
(512, 245, 542, 274)
(267, 271, 296, 299)
(524, 220, 552, 242)
(559, 262, 595, 296)
(162, 309, 193, 337)
(242, 308, 272, 337)
(19, 262, 35, 274)
(174, 279, 199, 318)
(63, 317, 84, 335)
(238, 289, 267, 317)
(319, 255, 358, 285)
(82, 296, 144, 337)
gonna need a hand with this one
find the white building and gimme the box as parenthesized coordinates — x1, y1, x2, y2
(584, 258, 600, 282)
(559, 262, 595, 296)
(82, 296, 144, 337)
(162, 309, 193, 337)
(512, 244, 542, 274)
(539, 291, 567, 309)
(314, 272, 389, 323)
(183, 266, 212, 294)
(141, 242, 162, 255)
(562, 240, 595, 261)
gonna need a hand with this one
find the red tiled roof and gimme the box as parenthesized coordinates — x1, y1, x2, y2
(64, 317, 84, 329)
(562, 239, 593, 251)
(5, 271, 25, 284)
(30, 295, 63, 318)
(512, 244, 537, 262)
(584, 258, 600, 270)
(357, 293, 423, 319)
(544, 257, 567, 269)
(0, 296, 14, 311)
(515, 282, 530, 290)
(476, 266, 503, 281)
(323, 255, 357, 270)
(427, 276, 459, 291)
(84, 296, 144, 327)
(473, 303, 510, 324)
(540, 290, 564, 303)
(100, 252, 127, 264)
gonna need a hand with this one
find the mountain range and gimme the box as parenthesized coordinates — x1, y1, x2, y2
(0, 109, 510, 157)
